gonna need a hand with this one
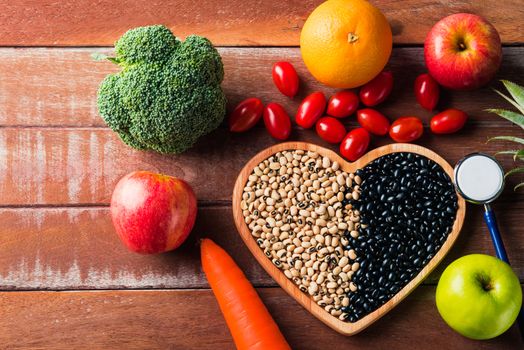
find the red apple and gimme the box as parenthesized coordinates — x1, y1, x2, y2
(110, 171, 197, 254)
(424, 13, 502, 90)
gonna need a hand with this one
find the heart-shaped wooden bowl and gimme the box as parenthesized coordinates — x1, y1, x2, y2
(232, 142, 465, 335)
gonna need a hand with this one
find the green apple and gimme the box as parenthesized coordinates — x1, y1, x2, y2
(436, 254, 522, 340)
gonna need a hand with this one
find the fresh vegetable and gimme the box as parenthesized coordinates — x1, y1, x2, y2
(96, 25, 226, 154)
(272, 62, 299, 98)
(315, 116, 346, 143)
(389, 117, 424, 142)
(356, 108, 390, 136)
(201, 239, 291, 350)
(300, 0, 392, 88)
(340, 128, 370, 161)
(229, 98, 264, 132)
(360, 71, 394, 107)
(111, 171, 197, 254)
(430, 109, 467, 134)
(414, 73, 440, 111)
(487, 80, 524, 191)
(296, 92, 327, 128)
(327, 90, 359, 118)
(424, 13, 502, 90)
(436, 254, 522, 340)
(263, 103, 292, 140)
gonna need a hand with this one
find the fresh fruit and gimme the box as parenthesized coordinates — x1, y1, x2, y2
(424, 13, 502, 90)
(430, 109, 468, 134)
(487, 80, 524, 191)
(263, 103, 292, 140)
(300, 0, 392, 88)
(272, 61, 299, 98)
(436, 254, 522, 340)
(296, 92, 327, 128)
(360, 71, 394, 107)
(356, 108, 390, 136)
(340, 128, 370, 161)
(201, 239, 291, 350)
(414, 73, 440, 111)
(315, 117, 347, 143)
(110, 171, 197, 254)
(229, 98, 264, 132)
(389, 117, 424, 142)
(327, 90, 359, 118)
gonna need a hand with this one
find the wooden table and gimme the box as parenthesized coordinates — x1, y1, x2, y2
(0, 1, 523, 348)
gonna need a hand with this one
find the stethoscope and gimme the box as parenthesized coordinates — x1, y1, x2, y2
(454, 153, 524, 338)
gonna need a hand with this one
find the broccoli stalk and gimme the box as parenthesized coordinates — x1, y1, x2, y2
(95, 25, 226, 154)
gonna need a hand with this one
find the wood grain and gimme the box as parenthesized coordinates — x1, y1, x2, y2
(0, 288, 520, 349)
(0, 125, 522, 206)
(0, 200, 522, 290)
(0, 1, 522, 46)
(232, 142, 466, 335)
(0, 47, 523, 127)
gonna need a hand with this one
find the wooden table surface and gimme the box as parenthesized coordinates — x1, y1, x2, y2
(0, 1, 523, 349)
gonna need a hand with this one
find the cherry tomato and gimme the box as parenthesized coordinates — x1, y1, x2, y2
(340, 128, 370, 161)
(414, 73, 440, 111)
(296, 92, 327, 129)
(228, 98, 264, 132)
(272, 61, 299, 98)
(356, 108, 390, 136)
(389, 116, 424, 143)
(327, 90, 359, 118)
(263, 103, 291, 140)
(316, 117, 347, 144)
(430, 108, 468, 134)
(360, 71, 394, 107)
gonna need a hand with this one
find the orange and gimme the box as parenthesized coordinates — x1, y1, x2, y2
(300, 0, 392, 88)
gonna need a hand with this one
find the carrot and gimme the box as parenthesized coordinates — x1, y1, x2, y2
(201, 238, 291, 350)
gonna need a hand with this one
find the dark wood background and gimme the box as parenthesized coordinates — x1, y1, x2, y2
(0, 1, 523, 348)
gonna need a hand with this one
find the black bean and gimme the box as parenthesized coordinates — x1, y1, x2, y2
(342, 152, 457, 323)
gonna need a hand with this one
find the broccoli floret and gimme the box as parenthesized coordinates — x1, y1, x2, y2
(96, 25, 226, 154)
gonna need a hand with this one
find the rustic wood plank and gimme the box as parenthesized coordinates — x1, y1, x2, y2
(0, 288, 520, 349)
(0, 47, 522, 127)
(0, 125, 522, 206)
(0, 199, 522, 290)
(0, 1, 522, 46)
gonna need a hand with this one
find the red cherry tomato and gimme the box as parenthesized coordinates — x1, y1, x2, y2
(340, 128, 370, 161)
(356, 108, 390, 136)
(360, 71, 394, 107)
(389, 116, 424, 143)
(414, 73, 440, 111)
(228, 98, 264, 132)
(327, 90, 359, 118)
(430, 108, 468, 134)
(316, 117, 347, 144)
(263, 103, 291, 140)
(272, 61, 299, 98)
(296, 92, 327, 129)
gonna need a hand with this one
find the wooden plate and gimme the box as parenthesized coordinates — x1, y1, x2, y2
(232, 142, 466, 335)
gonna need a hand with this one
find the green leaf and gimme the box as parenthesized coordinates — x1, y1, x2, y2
(91, 52, 120, 64)
(488, 136, 524, 145)
(515, 182, 524, 191)
(495, 150, 518, 156)
(514, 149, 524, 161)
(486, 108, 524, 129)
(493, 89, 524, 116)
(501, 80, 524, 112)
(505, 167, 524, 178)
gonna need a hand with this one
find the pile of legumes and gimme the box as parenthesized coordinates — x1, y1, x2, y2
(241, 150, 458, 323)
(241, 150, 363, 320)
(343, 152, 458, 322)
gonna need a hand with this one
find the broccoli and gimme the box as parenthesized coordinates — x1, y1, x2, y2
(96, 25, 226, 154)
